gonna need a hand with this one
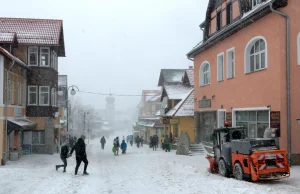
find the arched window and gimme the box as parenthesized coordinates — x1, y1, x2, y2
(245, 36, 267, 73)
(200, 61, 210, 86)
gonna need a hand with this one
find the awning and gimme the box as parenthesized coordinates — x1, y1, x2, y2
(7, 118, 37, 134)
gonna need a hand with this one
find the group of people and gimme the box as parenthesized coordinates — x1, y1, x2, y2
(149, 135, 159, 151)
(112, 136, 127, 155)
(134, 135, 144, 148)
(56, 135, 89, 175)
(161, 134, 172, 152)
(126, 135, 134, 146)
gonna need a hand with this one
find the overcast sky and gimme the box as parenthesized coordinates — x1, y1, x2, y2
(2, 0, 209, 111)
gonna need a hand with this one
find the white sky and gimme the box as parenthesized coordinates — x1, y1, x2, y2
(1, 0, 209, 111)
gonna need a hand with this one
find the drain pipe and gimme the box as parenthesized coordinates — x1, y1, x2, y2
(269, 1, 291, 166)
(5, 59, 15, 162)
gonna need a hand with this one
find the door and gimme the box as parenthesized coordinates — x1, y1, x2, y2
(217, 110, 226, 128)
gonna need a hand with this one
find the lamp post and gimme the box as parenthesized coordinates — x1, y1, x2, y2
(58, 85, 79, 135)
(79, 110, 90, 143)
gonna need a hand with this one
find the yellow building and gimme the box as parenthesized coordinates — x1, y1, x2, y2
(158, 68, 195, 143)
(161, 89, 195, 142)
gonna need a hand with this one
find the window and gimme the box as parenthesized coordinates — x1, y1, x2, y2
(51, 87, 57, 106)
(28, 86, 37, 105)
(236, 110, 269, 138)
(32, 131, 45, 145)
(8, 78, 14, 104)
(227, 48, 235, 79)
(245, 36, 267, 74)
(226, 2, 232, 25)
(39, 86, 50, 106)
(217, 53, 224, 81)
(28, 47, 38, 66)
(52, 51, 58, 71)
(200, 61, 211, 86)
(40, 47, 50, 66)
(252, 0, 264, 8)
(216, 11, 222, 31)
(17, 82, 22, 105)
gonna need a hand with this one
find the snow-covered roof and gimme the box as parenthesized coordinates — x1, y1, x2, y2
(147, 92, 162, 102)
(185, 69, 194, 86)
(174, 89, 194, 117)
(164, 85, 191, 100)
(137, 120, 155, 127)
(0, 32, 16, 43)
(0, 47, 30, 70)
(158, 69, 186, 86)
(165, 89, 194, 117)
(0, 18, 65, 56)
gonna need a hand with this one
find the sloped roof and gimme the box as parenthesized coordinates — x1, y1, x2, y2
(185, 69, 194, 86)
(158, 69, 186, 86)
(0, 46, 30, 70)
(0, 18, 65, 56)
(174, 89, 194, 117)
(165, 89, 194, 117)
(0, 32, 17, 43)
(147, 91, 162, 102)
(164, 85, 191, 100)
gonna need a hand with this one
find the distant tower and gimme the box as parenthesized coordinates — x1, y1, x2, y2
(105, 94, 115, 125)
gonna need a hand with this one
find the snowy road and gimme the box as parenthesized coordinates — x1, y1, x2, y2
(1, 137, 300, 194)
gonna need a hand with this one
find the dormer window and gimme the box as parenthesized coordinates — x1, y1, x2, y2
(216, 11, 222, 31)
(252, 0, 265, 8)
(226, 2, 232, 25)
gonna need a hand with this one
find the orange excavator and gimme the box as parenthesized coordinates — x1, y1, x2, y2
(206, 123, 290, 181)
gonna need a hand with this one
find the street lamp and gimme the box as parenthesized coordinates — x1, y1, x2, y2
(79, 110, 90, 144)
(58, 85, 79, 133)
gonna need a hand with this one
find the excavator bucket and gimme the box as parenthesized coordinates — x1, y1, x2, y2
(206, 155, 218, 173)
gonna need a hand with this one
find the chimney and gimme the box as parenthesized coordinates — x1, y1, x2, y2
(189, 66, 193, 69)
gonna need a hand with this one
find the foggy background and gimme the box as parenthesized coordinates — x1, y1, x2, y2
(1, 0, 209, 111)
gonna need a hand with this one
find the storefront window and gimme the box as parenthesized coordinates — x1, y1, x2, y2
(236, 110, 269, 138)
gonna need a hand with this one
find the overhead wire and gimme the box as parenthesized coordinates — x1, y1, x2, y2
(77, 90, 191, 97)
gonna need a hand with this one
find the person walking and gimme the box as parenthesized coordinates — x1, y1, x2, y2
(121, 140, 127, 154)
(113, 137, 120, 156)
(161, 135, 165, 150)
(164, 135, 170, 152)
(130, 135, 133, 146)
(69, 137, 89, 175)
(100, 136, 106, 149)
(56, 140, 69, 172)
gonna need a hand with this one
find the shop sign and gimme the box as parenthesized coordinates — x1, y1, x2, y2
(170, 119, 179, 124)
(270, 111, 280, 137)
(14, 108, 22, 117)
(226, 112, 232, 127)
(199, 96, 211, 108)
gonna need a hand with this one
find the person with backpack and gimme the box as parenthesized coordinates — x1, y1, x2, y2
(55, 140, 69, 172)
(121, 140, 127, 154)
(100, 136, 106, 149)
(69, 137, 89, 175)
(113, 137, 120, 156)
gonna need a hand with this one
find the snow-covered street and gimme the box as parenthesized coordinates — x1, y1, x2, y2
(1, 137, 300, 194)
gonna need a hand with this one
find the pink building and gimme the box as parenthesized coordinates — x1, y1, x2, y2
(187, 0, 300, 164)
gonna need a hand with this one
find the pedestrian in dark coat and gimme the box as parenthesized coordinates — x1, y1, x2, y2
(56, 141, 69, 172)
(69, 138, 89, 175)
(113, 137, 120, 155)
(100, 136, 106, 149)
(152, 135, 158, 151)
(164, 135, 170, 152)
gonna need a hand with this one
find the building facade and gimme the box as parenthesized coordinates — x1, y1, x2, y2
(187, 0, 300, 164)
(0, 18, 66, 159)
